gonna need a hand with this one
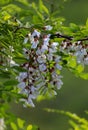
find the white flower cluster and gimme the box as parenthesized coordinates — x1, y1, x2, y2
(17, 26, 63, 107)
(60, 40, 88, 65)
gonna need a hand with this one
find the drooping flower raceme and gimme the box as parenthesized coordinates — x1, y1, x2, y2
(60, 40, 88, 65)
(15, 24, 88, 107)
(17, 26, 63, 107)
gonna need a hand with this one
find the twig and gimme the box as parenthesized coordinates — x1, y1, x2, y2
(13, 26, 88, 42)
(50, 33, 72, 40)
(50, 33, 88, 42)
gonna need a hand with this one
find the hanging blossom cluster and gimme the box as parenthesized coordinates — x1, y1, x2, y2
(60, 40, 88, 65)
(16, 25, 88, 107)
(17, 26, 63, 107)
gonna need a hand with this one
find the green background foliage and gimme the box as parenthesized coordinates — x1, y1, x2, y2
(0, 0, 88, 130)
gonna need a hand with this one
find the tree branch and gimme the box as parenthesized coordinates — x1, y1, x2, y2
(13, 25, 88, 42)
(50, 33, 73, 40)
(50, 33, 88, 42)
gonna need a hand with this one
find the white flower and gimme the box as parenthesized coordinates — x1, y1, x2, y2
(23, 37, 29, 44)
(7, 55, 19, 67)
(28, 98, 35, 107)
(23, 48, 29, 56)
(39, 64, 47, 71)
(44, 25, 53, 30)
(31, 86, 37, 93)
(9, 46, 14, 52)
(20, 89, 29, 95)
(41, 44, 48, 53)
(20, 72, 27, 78)
(31, 40, 39, 49)
(37, 55, 46, 63)
(56, 80, 63, 90)
(49, 47, 57, 53)
(28, 94, 36, 99)
(10, 60, 19, 67)
(55, 63, 62, 70)
(28, 95, 36, 107)
(17, 72, 27, 82)
(51, 71, 57, 78)
(81, 48, 87, 55)
(75, 51, 84, 64)
(47, 54, 53, 61)
(55, 56, 61, 63)
(51, 42, 58, 48)
(36, 81, 45, 89)
(84, 57, 88, 65)
(32, 30, 40, 38)
(29, 67, 34, 72)
(36, 48, 42, 55)
(74, 44, 82, 51)
(43, 37, 50, 46)
(20, 98, 35, 107)
(18, 82, 26, 89)
(52, 90, 57, 95)
(29, 33, 34, 41)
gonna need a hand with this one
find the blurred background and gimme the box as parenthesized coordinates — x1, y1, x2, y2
(1, 0, 88, 130)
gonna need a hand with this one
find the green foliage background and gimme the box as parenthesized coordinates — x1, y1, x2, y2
(0, 0, 88, 130)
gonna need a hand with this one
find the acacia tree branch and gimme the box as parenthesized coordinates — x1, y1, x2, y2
(13, 25, 88, 42)
(50, 33, 88, 42)
(50, 33, 73, 40)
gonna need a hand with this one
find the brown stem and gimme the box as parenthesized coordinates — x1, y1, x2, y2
(50, 33, 88, 42)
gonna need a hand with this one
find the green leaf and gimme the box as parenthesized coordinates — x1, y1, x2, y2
(42, 4, 49, 15)
(37, 95, 46, 102)
(76, 64, 84, 73)
(86, 18, 88, 28)
(39, 0, 43, 12)
(27, 125, 33, 130)
(3, 80, 18, 86)
(27, 125, 38, 130)
(69, 120, 78, 128)
(69, 23, 80, 33)
(12, 66, 27, 72)
(32, 2, 37, 11)
(10, 122, 18, 130)
(68, 57, 77, 68)
(8, 30, 13, 40)
(13, 56, 28, 64)
(33, 15, 40, 24)
(0, 72, 11, 79)
(80, 73, 88, 80)
(17, 118, 25, 129)
(39, 0, 49, 15)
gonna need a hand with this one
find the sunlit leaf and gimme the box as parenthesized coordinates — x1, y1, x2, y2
(86, 18, 88, 28)
(76, 64, 84, 73)
(69, 23, 80, 33)
(10, 122, 18, 130)
(42, 4, 49, 15)
(39, 0, 49, 15)
(80, 73, 88, 80)
(37, 95, 47, 102)
(67, 56, 77, 68)
(17, 118, 25, 129)
(27, 125, 33, 130)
